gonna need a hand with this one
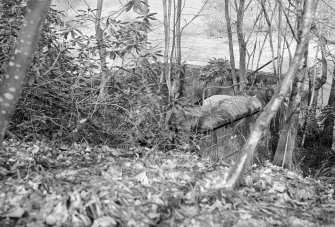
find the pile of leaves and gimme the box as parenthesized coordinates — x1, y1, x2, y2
(0, 140, 334, 227)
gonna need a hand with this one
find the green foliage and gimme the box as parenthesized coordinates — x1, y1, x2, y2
(0, 0, 197, 150)
(319, 105, 335, 122)
(0, 0, 199, 151)
(125, 0, 149, 15)
(193, 58, 235, 102)
(0, 1, 84, 142)
(302, 106, 322, 140)
(69, 6, 156, 61)
(242, 83, 275, 104)
(0, 0, 26, 77)
(317, 105, 335, 147)
(200, 58, 232, 85)
(297, 145, 335, 180)
(0, 0, 156, 145)
(295, 105, 334, 179)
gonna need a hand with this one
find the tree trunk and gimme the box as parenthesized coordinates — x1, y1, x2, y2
(0, 0, 52, 145)
(95, 0, 110, 101)
(314, 43, 327, 110)
(224, 0, 238, 94)
(169, 0, 176, 97)
(273, 0, 310, 169)
(277, 0, 283, 78)
(236, 0, 246, 90)
(224, 0, 316, 189)
(161, 0, 172, 99)
(260, 0, 278, 79)
(273, 61, 307, 169)
(143, 0, 149, 51)
(300, 43, 327, 147)
(322, 64, 335, 147)
(175, 0, 184, 97)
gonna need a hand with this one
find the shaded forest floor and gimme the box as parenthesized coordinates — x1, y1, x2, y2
(0, 140, 335, 227)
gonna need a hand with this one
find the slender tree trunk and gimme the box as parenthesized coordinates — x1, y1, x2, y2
(143, 0, 149, 51)
(273, 0, 310, 169)
(273, 57, 307, 169)
(301, 43, 327, 147)
(312, 38, 328, 113)
(280, 23, 291, 68)
(175, 0, 184, 97)
(95, 0, 110, 102)
(260, 0, 278, 78)
(224, 0, 316, 189)
(0, 0, 52, 144)
(236, 0, 246, 90)
(224, 0, 238, 93)
(161, 0, 172, 99)
(277, 0, 283, 78)
(169, 0, 176, 97)
(253, 33, 268, 85)
(322, 64, 335, 148)
(320, 45, 328, 89)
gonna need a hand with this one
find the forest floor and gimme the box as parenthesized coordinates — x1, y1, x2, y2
(0, 140, 335, 227)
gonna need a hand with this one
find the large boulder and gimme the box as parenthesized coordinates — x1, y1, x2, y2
(178, 95, 264, 131)
(202, 95, 232, 107)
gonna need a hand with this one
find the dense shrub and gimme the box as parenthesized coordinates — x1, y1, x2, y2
(116, 60, 199, 150)
(200, 58, 232, 85)
(0, 0, 148, 145)
(1, 0, 78, 141)
(0, 0, 199, 150)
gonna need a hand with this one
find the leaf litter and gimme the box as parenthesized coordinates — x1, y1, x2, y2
(0, 139, 335, 227)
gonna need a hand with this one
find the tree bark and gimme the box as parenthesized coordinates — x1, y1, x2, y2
(273, 58, 307, 169)
(175, 0, 184, 97)
(260, 0, 278, 78)
(236, 0, 246, 90)
(169, 0, 176, 97)
(143, 0, 149, 51)
(300, 43, 327, 147)
(322, 64, 335, 148)
(273, 0, 311, 169)
(277, 0, 283, 78)
(95, 0, 111, 101)
(161, 0, 172, 99)
(224, 0, 316, 189)
(0, 0, 52, 145)
(224, 0, 238, 94)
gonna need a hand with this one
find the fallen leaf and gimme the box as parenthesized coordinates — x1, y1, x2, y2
(197, 162, 205, 169)
(45, 202, 68, 226)
(127, 219, 137, 226)
(134, 171, 150, 186)
(288, 216, 314, 227)
(6, 206, 25, 218)
(166, 171, 181, 179)
(133, 162, 144, 170)
(148, 212, 160, 219)
(71, 213, 92, 227)
(162, 159, 177, 170)
(30, 145, 40, 155)
(85, 146, 92, 152)
(296, 188, 312, 201)
(92, 216, 117, 227)
(111, 149, 122, 156)
(268, 181, 286, 193)
(239, 211, 252, 220)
